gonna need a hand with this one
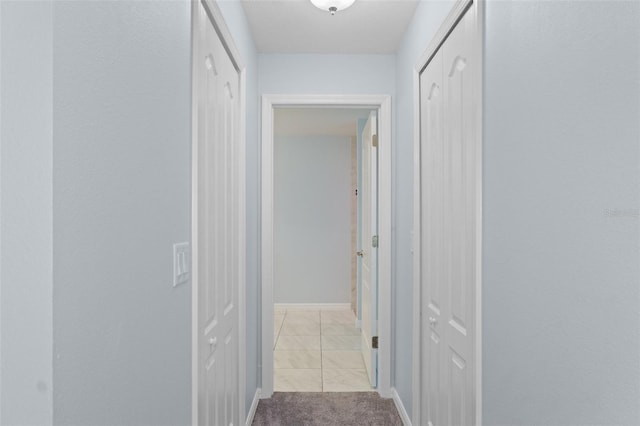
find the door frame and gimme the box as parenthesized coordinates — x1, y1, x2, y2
(411, 0, 484, 424)
(260, 94, 392, 398)
(191, 0, 247, 424)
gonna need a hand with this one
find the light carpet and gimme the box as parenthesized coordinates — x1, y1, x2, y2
(252, 392, 403, 426)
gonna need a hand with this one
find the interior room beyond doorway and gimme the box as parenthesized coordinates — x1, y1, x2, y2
(272, 107, 375, 392)
(273, 107, 373, 310)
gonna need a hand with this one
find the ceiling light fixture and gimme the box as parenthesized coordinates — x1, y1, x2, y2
(310, 0, 355, 15)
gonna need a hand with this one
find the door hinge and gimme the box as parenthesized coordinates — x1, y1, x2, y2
(372, 134, 378, 148)
(372, 336, 379, 349)
(355, 188, 358, 196)
(372, 235, 378, 248)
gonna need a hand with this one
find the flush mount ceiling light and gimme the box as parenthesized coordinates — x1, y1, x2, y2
(310, 0, 355, 15)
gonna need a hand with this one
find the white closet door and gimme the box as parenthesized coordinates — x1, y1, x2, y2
(442, 7, 475, 425)
(419, 5, 477, 425)
(420, 47, 445, 426)
(196, 1, 241, 425)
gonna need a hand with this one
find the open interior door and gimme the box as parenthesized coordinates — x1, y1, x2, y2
(360, 111, 378, 387)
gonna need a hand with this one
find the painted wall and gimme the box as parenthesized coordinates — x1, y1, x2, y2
(215, 1, 260, 415)
(0, 2, 54, 424)
(52, 1, 192, 424)
(259, 54, 395, 95)
(274, 135, 352, 304)
(483, 1, 639, 424)
(0, 4, 2, 420)
(393, 0, 456, 417)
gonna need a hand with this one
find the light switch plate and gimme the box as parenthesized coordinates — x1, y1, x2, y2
(173, 242, 190, 287)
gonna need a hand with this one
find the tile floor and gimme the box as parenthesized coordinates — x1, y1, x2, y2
(273, 307, 374, 392)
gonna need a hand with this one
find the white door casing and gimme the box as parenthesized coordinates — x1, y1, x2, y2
(412, 0, 483, 424)
(192, 1, 246, 425)
(261, 95, 392, 399)
(360, 111, 378, 387)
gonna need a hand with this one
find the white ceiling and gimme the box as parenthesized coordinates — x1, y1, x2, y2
(240, 0, 419, 54)
(275, 107, 373, 136)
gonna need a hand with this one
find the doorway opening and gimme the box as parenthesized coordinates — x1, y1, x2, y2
(271, 107, 376, 392)
(261, 95, 392, 399)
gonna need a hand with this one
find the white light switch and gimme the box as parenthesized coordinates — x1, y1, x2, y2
(173, 242, 190, 287)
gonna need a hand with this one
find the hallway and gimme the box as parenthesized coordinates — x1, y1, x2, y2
(1, 0, 638, 425)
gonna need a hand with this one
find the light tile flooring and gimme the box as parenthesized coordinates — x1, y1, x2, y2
(273, 307, 374, 392)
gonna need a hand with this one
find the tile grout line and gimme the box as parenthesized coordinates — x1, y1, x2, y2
(273, 309, 288, 392)
(273, 309, 286, 351)
(320, 309, 324, 392)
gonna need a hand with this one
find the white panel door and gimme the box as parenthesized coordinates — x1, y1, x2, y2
(360, 112, 378, 387)
(420, 47, 445, 426)
(196, 2, 240, 425)
(419, 5, 476, 425)
(443, 8, 475, 425)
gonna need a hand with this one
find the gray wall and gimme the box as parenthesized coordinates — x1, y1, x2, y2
(215, 1, 260, 415)
(483, 1, 640, 424)
(1, 4, 2, 420)
(393, 0, 456, 416)
(0, 2, 54, 424)
(259, 54, 395, 95)
(274, 135, 353, 304)
(52, 1, 192, 424)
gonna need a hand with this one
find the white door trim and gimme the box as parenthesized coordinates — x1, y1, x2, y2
(261, 94, 392, 398)
(191, 0, 246, 424)
(411, 0, 484, 424)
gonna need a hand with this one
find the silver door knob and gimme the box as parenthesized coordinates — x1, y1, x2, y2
(429, 317, 437, 326)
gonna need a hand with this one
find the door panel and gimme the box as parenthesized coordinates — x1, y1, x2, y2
(449, 348, 467, 426)
(420, 47, 444, 426)
(443, 9, 474, 426)
(361, 112, 378, 387)
(197, 1, 241, 425)
(419, 5, 476, 425)
(205, 353, 218, 426)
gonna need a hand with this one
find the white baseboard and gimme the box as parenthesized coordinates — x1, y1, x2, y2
(245, 388, 261, 426)
(392, 388, 412, 426)
(274, 303, 351, 311)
